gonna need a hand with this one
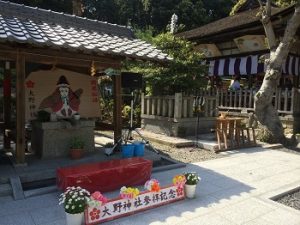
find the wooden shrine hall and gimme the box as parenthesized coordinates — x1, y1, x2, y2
(0, 0, 169, 164)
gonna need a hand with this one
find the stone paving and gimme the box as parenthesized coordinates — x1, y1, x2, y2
(0, 147, 300, 225)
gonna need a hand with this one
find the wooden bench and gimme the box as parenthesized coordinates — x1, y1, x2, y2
(57, 157, 152, 193)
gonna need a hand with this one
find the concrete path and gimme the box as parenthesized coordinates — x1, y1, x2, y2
(0, 147, 300, 225)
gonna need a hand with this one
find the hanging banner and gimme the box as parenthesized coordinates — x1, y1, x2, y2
(25, 69, 100, 121)
(85, 185, 185, 225)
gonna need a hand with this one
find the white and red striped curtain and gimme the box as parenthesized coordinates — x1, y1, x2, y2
(207, 54, 300, 76)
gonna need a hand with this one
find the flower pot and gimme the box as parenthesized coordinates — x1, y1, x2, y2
(50, 113, 57, 122)
(74, 114, 80, 120)
(184, 184, 197, 199)
(70, 148, 84, 160)
(121, 144, 134, 158)
(65, 211, 84, 225)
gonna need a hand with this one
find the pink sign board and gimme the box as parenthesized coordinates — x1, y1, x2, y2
(85, 185, 185, 224)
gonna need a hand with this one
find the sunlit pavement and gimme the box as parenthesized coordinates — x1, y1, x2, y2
(0, 147, 300, 225)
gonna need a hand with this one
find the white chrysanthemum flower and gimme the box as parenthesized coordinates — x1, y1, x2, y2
(120, 186, 126, 192)
(65, 205, 69, 209)
(72, 205, 75, 209)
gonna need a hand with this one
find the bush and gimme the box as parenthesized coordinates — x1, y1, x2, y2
(256, 127, 277, 143)
(184, 172, 201, 185)
(59, 186, 90, 214)
(70, 136, 84, 149)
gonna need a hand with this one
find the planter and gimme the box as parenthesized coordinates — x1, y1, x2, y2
(121, 144, 134, 158)
(133, 142, 145, 156)
(184, 184, 197, 199)
(65, 211, 84, 225)
(50, 113, 57, 122)
(74, 114, 81, 120)
(70, 148, 84, 160)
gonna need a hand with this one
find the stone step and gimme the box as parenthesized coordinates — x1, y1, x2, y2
(0, 177, 10, 184)
(19, 170, 56, 184)
(0, 183, 12, 197)
(24, 185, 57, 198)
(131, 132, 194, 148)
(196, 139, 219, 152)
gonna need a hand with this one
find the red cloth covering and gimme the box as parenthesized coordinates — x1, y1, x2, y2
(57, 158, 152, 193)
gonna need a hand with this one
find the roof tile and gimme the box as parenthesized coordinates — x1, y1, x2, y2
(0, 0, 169, 62)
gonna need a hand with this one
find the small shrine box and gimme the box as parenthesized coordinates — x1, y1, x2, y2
(57, 157, 152, 192)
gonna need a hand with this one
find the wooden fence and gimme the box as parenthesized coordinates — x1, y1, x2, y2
(141, 88, 294, 120)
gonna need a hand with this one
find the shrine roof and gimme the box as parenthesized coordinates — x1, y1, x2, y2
(176, 5, 294, 41)
(0, 0, 170, 62)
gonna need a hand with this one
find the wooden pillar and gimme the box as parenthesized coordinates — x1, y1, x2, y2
(3, 62, 11, 149)
(113, 75, 122, 144)
(16, 54, 26, 164)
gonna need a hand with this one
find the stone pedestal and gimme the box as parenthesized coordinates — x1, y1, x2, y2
(31, 120, 95, 159)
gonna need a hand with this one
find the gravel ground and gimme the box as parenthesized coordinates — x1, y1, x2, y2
(97, 130, 223, 163)
(273, 147, 300, 212)
(276, 189, 300, 211)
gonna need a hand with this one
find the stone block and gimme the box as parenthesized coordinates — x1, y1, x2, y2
(9, 176, 24, 200)
(31, 120, 95, 159)
(141, 117, 216, 137)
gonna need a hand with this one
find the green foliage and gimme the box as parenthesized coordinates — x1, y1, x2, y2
(149, 0, 234, 33)
(230, 0, 297, 15)
(70, 136, 85, 149)
(14, 0, 234, 33)
(184, 172, 201, 185)
(125, 32, 206, 95)
(230, 0, 247, 15)
(59, 186, 90, 214)
(256, 127, 277, 143)
(98, 77, 114, 123)
(8, 0, 72, 13)
(121, 104, 141, 127)
(275, 0, 297, 7)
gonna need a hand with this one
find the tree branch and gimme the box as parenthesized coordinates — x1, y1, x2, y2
(266, 0, 271, 17)
(259, 0, 277, 49)
(257, 0, 263, 7)
(273, 5, 300, 66)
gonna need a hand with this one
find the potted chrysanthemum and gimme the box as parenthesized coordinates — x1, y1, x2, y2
(59, 186, 90, 225)
(184, 172, 201, 198)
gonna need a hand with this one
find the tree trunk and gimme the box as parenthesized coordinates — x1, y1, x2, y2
(254, 2, 300, 143)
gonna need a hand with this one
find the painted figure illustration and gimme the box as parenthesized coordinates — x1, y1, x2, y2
(39, 75, 83, 117)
